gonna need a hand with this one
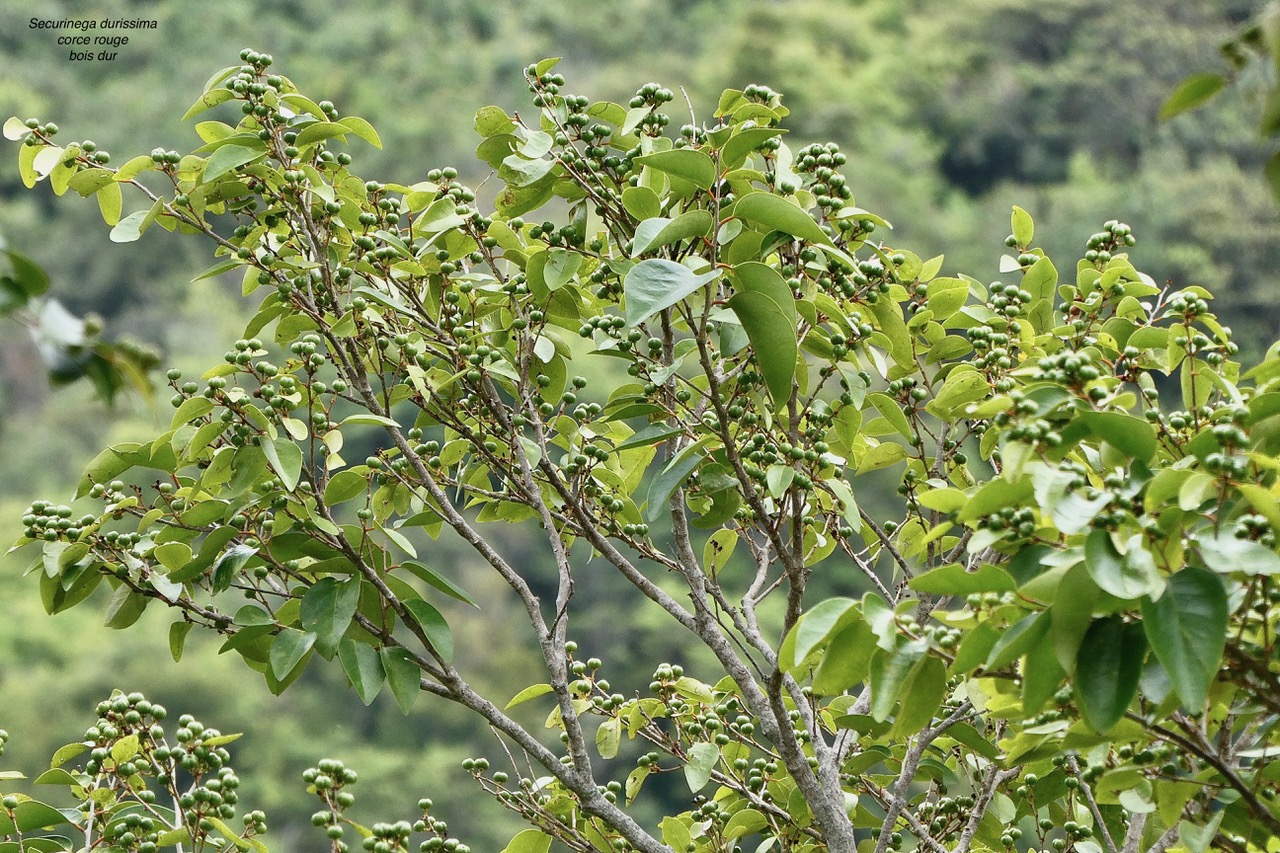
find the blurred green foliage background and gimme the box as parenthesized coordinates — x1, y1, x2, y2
(1, 1, 1276, 849)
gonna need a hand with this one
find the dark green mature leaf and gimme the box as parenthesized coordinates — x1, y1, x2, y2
(812, 619, 876, 695)
(623, 260, 720, 326)
(338, 640, 384, 705)
(262, 436, 303, 492)
(729, 290, 796, 403)
(1159, 73, 1227, 120)
(402, 598, 453, 663)
(400, 560, 479, 608)
(300, 577, 361, 659)
(103, 585, 147, 629)
(891, 656, 947, 737)
(634, 149, 716, 190)
(1075, 616, 1147, 732)
(644, 442, 706, 523)
(1141, 568, 1227, 709)
(380, 647, 421, 714)
(720, 127, 786, 167)
(269, 628, 316, 680)
(869, 638, 927, 722)
(1079, 411, 1157, 462)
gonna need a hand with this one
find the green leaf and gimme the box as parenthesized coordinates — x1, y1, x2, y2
(630, 210, 714, 256)
(1084, 530, 1165, 600)
(500, 829, 553, 853)
(402, 598, 453, 663)
(505, 683, 554, 709)
(269, 628, 316, 680)
(729, 291, 797, 404)
(644, 442, 706, 523)
(1075, 616, 1147, 732)
(400, 560, 479, 608)
(324, 469, 369, 505)
(338, 116, 382, 148)
(96, 182, 123, 226)
(109, 210, 151, 243)
(300, 577, 361, 659)
(380, 647, 420, 714)
(1159, 73, 1227, 120)
(684, 741, 719, 792)
(787, 597, 858, 669)
(203, 143, 267, 181)
(623, 259, 720, 326)
(1011, 205, 1034, 246)
(338, 640, 385, 705)
(474, 106, 516, 137)
(926, 367, 989, 419)
(813, 619, 876, 695)
(1079, 411, 1157, 462)
(891, 655, 947, 738)
(103, 585, 147, 629)
(1141, 567, 1227, 709)
(1196, 531, 1280, 576)
(262, 436, 303, 492)
(634, 148, 716, 190)
(170, 621, 194, 662)
(0, 801, 71, 835)
(182, 88, 236, 120)
(2, 116, 29, 140)
(869, 639, 927, 721)
(909, 563, 1015, 596)
(211, 544, 257, 593)
(596, 717, 621, 759)
(732, 192, 830, 247)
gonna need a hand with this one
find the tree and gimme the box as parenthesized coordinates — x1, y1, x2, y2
(4, 49, 1280, 853)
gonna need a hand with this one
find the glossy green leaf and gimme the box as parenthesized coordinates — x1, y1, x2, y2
(869, 638, 927, 722)
(400, 560, 479, 608)
(729, 289, 796, 403)
(1079, 411, 1157, 462)
(380, 647, 420, 714)
(623, 259, 720, 326)
(338, 640, 384, 705)
(787, 597, 858, 669)
(402, 598, 453, 663)
(1141, 567, 1227, 709)
(1075, 616, 1147, 732)
(269, 628, 316, 680)
(630, 210, 714, 256)
(300, 577, 361, 659)
(909, 563, 1015, 596)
